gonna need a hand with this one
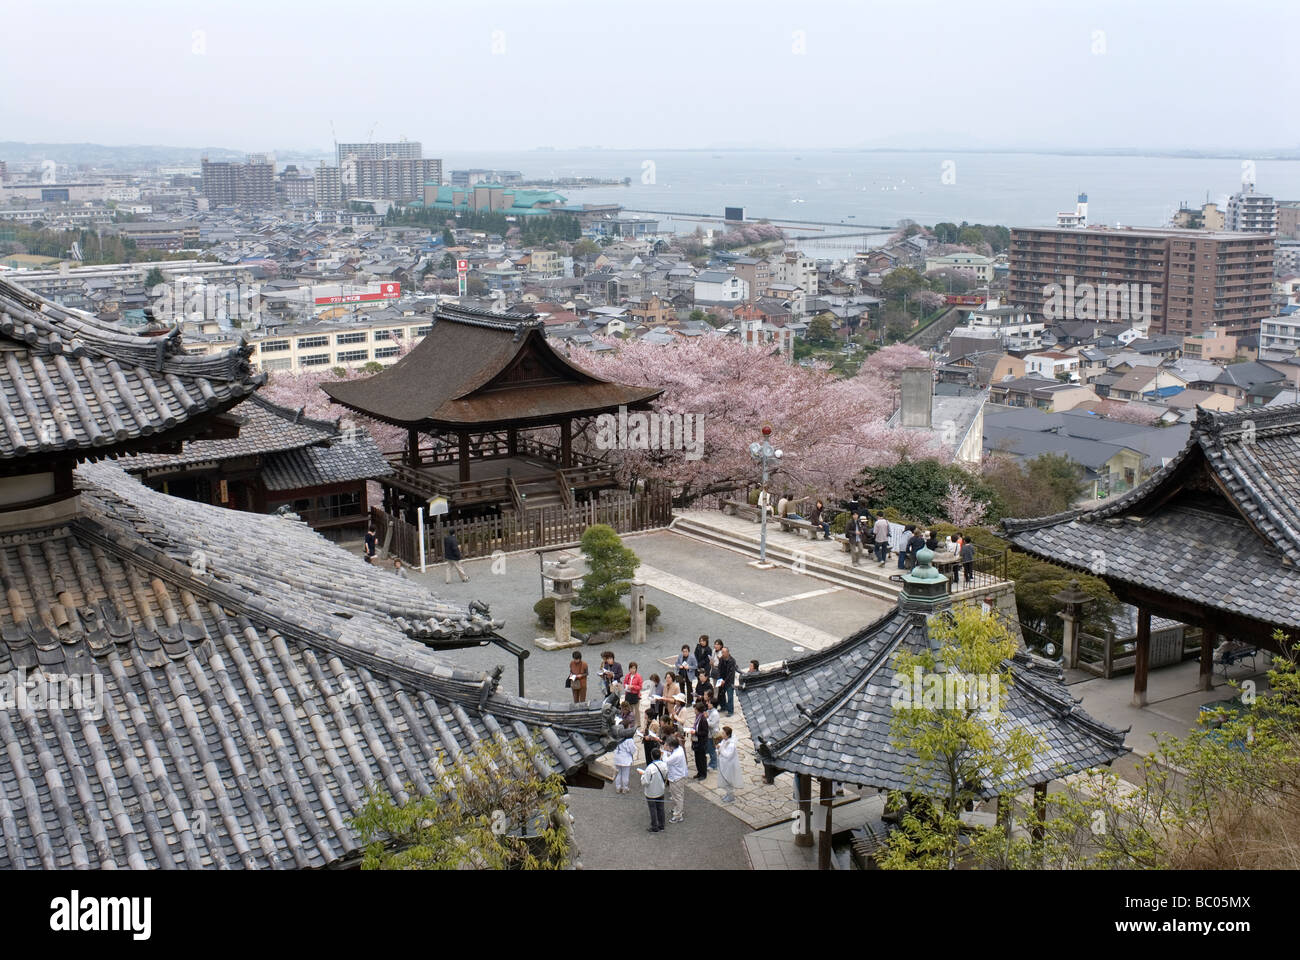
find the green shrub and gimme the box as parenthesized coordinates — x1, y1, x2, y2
(646, 603, 661, 628)
(573, 606, 629, 634)
(828, 511, 849, 535)
(533, 596, 556, 628)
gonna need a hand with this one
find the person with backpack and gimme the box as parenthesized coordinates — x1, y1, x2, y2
(639, 747, 668, 833)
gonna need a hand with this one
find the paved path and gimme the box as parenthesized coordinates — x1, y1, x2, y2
(637, 562, 842, 652)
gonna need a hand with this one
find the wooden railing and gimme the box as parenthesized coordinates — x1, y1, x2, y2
(386, 432, 607, 469)
(372, 487, 674, 565)
(1078, 626, 1203, 679)
(555, 471, 575, 509)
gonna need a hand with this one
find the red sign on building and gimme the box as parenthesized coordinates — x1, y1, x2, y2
(314, 282, 401, 306)
(456, 259, 469, 273)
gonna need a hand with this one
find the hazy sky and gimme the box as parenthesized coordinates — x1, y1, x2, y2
(3, 0, 1297, 153)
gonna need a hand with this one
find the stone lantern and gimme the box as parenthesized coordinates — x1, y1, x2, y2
(550, 564, 581, 649)
(1052, 579, 1092, 669)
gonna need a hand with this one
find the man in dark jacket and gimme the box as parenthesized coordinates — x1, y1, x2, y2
(443, 531, 469, 583)
(907, 528, 927, 570)
(960, 535, 976, 584)
(716, 647, 738, 715)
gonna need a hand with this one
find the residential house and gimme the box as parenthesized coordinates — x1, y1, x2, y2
(989, 375, 1099, 411)
(694, 269, 748, 304)
(1025, 350, 1081, 382)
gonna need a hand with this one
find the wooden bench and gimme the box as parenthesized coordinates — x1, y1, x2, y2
(721, 499, 765, 522)
(777, 516, 819, 539)
(1215, 643, 1258, 677)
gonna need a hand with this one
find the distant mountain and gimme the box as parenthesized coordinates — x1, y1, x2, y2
(0, 142, 246, 168)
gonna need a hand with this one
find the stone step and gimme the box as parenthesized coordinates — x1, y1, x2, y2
(669, 516, 902, 604)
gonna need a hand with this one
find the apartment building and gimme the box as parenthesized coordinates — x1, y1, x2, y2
(1009, 225, 1274, 338)
(770, 253, 817, 297)
(729, 257, 771, 301)
(1225, 183, 1278, 234)
(116, 221, 202, 251)
(1261, 315, 1300, 356)
(342, 157, 442, 202)
(1279, 201, 1300, 240)
(201, 157, 275, 205)
(314, 165, 343, 204)
(248, 316, 432, 373)
(336, 141, 423, 165)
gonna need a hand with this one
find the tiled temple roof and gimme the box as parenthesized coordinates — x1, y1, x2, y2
(1003, 404, 1300, 629)
(120, 391, 393, 489)
(0, 277, 262, 462)
(0, 463, 618, 868)
(738, 607, 1128, 796)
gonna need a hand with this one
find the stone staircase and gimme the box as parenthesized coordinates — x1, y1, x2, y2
(669, 510, 904, 604)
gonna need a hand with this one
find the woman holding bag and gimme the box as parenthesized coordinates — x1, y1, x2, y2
(567, 651, 588, 703)
(624, 661, 644, 726)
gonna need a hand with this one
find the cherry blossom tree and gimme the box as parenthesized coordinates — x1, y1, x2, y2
(940, 482, 987, 528)
(259, 341, 413, 453)
(574, 335, 939, 503)
(1092, 399, 1163, 425)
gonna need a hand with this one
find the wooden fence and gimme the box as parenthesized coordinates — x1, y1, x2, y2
(373, 487, 674, 566)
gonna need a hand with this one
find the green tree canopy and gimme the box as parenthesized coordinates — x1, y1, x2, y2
(577, 524, 640, 614)
(350, 736, 573, 870)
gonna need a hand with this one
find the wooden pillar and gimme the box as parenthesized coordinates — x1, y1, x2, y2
(560, 419, 572, 468)
(1133, 606, 1150, 708)
(458, 431, 471, 483)
(1032, 782, 1048, 845)
(407, 428, 419, 467)
(817, 777, 834, 871)
(507, 426, 518, 457)
(1199, 626, 1217, 693)
(795, 774, 813, 848)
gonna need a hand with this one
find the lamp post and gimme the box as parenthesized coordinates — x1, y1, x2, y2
(748, 425, 783, 565)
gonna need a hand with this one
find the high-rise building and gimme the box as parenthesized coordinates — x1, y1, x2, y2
(336, 141, 422, 166)
(340, 157, 441, 202)
(201, 156, 275, 205)
(1225, 183, 1278, 233)
(314, 165, 343, 204)
(1009, 225, 1274, 338)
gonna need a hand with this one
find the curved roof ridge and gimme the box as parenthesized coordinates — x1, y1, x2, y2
(0, 274, 258, 380)
(246, 390, 341, 436)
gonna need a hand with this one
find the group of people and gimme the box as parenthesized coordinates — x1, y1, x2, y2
(594, 635, 752, 832)
(837, 510, 977, 583)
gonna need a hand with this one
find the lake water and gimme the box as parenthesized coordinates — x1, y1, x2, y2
(436, 148, 1300, 255)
